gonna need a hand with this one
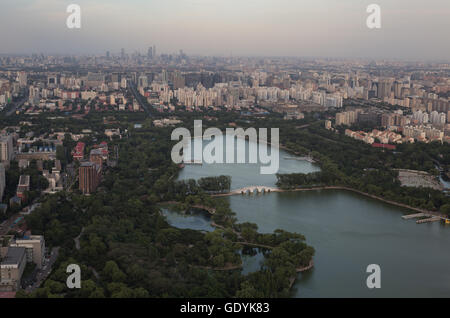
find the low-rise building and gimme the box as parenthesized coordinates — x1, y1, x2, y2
(9, 235, 46, 269)
(0, 247, 27, 292)
(72, 142, 85, 161)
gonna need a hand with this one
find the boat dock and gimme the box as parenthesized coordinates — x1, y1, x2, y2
(416, 217, 442, 224)
(401, 213, 426, 220)
(402, 213, 448, 225)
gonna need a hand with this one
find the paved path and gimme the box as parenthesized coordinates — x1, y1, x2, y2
(74, 227, 85, 250)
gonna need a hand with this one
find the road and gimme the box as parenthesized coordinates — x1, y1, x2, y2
(5, 93, 28, 116)
(128, 80, 152, 117)
(25, 247, 60, 293)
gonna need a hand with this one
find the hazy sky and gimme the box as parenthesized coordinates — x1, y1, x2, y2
(1, 0, 449, 60)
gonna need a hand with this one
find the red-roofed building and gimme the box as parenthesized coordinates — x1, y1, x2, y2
(72, 142, 85, 161)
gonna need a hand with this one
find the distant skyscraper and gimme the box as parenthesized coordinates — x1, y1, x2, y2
(153, 45, 156, 58)
(161, 69, 168, 83)
(18, 71, 27, 87)
(172, 71, 185, 89)
(121, 48, 125, 59)
(147, 47, 153, 59)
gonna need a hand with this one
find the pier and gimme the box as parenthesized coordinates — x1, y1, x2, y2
(402, 213, 447, 225)
(401, 213, 426, 220)
(416, 217, 442, 224)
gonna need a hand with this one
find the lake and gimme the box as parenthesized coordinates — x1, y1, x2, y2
(171, 137, 450, 297)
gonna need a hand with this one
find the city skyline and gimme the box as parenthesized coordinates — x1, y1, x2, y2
(1, 0, 449, 61)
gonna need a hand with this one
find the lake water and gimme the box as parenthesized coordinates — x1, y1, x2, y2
(171, 137, 450, 298)
(161, 208, 215, 232)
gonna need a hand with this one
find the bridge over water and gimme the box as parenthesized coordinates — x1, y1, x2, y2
(215, 186, 281, 196)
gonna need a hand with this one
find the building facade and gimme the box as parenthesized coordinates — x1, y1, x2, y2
(79, 161, 101, 194)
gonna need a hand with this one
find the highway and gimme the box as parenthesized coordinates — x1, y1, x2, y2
(128, 80, 152, 117)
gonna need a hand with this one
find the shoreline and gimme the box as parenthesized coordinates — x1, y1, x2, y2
(273, 141, 448, 219)
(288, 186, 447, 218)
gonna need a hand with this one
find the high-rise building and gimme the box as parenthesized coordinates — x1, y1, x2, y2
(79, 161, 101, 194)
(393, 81, 403, 98)
(378, 80, 392, 99)
(0, 135, 14, 163)
(336, 110, 358, 126)
(161, 69, 168, 83)
(0, 163, 5, 202)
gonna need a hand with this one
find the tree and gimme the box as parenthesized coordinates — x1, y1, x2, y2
(102, 261, 126, 283)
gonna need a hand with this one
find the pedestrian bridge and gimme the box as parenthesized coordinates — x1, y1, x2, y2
(231, 186, 280, 195)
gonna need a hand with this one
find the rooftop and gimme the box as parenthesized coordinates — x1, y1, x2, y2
(18, 175, 30, 186)
(0, 247, 26, 266)
(90, 148, 103, 156)
(80, 161, 95, 167)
